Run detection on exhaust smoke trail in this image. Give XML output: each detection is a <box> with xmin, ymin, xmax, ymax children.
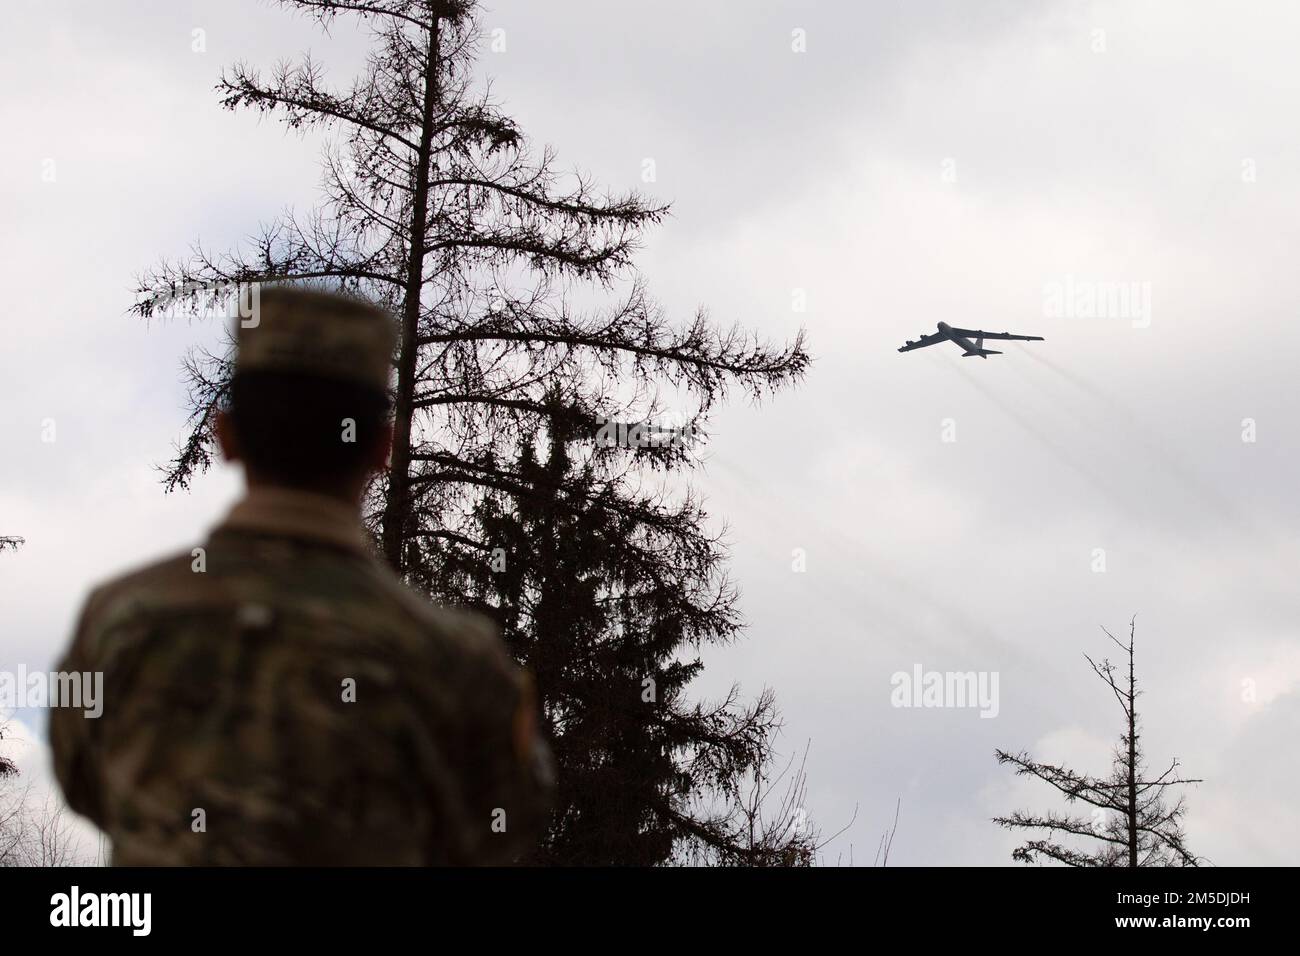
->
<box><xmin>703</xmin><ymin>449</ymin><xmax>1031</xmax><ymax>666</ymax></box>
<box><xmin>1017</xmin><ymin>346</ymin><xmax>1257</xmax><ymax>530</ymax></box>
<box><xmin>942</xmin><ymin>356</ymin><xmax>1141</xmax><ymax>518</ymax></box>
<box><xmin>1013</xmin><ymin>345</ymin><xmax>1300</xmax><ymax>596</ymax></box>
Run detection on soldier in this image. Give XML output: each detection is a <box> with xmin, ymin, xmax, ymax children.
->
<box><xmin>50</xmin><ymin>285</ymin><xmax>553</xmax><ymax>865</ymax></box>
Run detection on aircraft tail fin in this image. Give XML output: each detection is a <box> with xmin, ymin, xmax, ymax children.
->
<box><xmin>963</xmin><ymin>349</ymin><xmax>1002</xmax><ymax>358</ymax></box>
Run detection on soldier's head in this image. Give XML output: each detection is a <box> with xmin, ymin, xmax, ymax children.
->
<box><xmin>215</xmin><ymin>285</ymin><xmax>397</xmax><ymax>502</ymax></box>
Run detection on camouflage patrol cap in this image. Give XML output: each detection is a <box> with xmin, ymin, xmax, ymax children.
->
<box><xmin>235</xmin><ymin>285</ymin><xmax>396</xmax><ymax>394</ymax></box>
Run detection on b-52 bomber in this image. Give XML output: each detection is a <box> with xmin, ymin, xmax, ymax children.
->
<box><xmin>898</xmin><ymin>322</ymin><xmax>1044</xmax><ymax>358</ymax></box>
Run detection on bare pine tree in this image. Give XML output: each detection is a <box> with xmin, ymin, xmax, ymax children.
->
<box><xmin>994</xmin><ymin>620</ymin><xmax>1202</xmax><ymax>866</ymax></box>
<box><xmin>132</xmin><ymin>0</ymin><xmax>811</xmax><ymax>863</ymax></box>
<box><xmin>0</xmin><ymin>722</ymin><xmax>89</xmax><ymax>867</ymax></box>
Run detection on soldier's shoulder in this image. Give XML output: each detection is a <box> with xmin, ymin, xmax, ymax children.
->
<box><xmin>80</xmin><ymin>549</ymin><xmax>203</xmax><ymax>623</ymax></box>
<box><xmin>66</xmin><ymin>549</ymin><xmax>204</xmax><ymax>663</ymax></box>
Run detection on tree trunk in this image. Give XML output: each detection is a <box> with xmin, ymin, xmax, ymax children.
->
<box><xmin>1126</xmin><ymin>637</ymin><xmax>1138</xmax><ymax>867</ymax></box>
<box><xmin>381</xmin><ymin>14</ymin><xmax>441</xmax><ymax>571</ymax></box>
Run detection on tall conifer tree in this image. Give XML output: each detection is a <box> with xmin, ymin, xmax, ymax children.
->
<box><xmin>135</xmin><ymin>0</ymin><xmax>813</xmax><ymax>863</ymax></box>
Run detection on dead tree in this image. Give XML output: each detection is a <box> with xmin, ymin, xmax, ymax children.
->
<box><xmin>994</xmin><ymin>620</ymin><xmax>1202</xmax><ymax>866</ymax></box>
<box><xmin>0</xmin><ymin>722</ymin><xmax>87</xmax><ymax>867</ymax></box>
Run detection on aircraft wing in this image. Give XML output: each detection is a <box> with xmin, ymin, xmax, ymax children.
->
<box><xmin>947</xmin><ymin>328</ymin><xmax>1044</xmax><ymax>342</ymax></box>
<box><xmin>897</xmin><ymin>331</ymin><xmax>948</xmax><ymax>352</ymax></box>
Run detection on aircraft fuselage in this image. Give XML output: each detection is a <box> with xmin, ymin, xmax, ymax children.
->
<box><xmin>937</xmin><ymin>321</ymin><xmax>998</xmax><ymax>358</ymax></box>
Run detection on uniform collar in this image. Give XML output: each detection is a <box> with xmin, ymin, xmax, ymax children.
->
<box><xmin>213</xmin><ymin>486</ymin><xmax>373</xmax><ymax>556</ymax></box>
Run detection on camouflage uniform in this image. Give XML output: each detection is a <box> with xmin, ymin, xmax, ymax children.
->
<box><xmin>51</xmin><ymin>287</ymin><xmax>552</xmax><ymax>865</ymax></box>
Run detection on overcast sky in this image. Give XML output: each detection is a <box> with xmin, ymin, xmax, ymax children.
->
<box><xmin>3</xmin><ymin>0</ymin><xmax>1299</xmax><ymax>865</ymax></box>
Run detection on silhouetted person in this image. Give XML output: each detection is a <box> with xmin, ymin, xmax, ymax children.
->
<box><xmin>51</xmin><ymin>286</ymin><xmax>553</xmax><ymax>864</ymax></box>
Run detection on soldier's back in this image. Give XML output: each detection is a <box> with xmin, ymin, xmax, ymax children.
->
<box><xmin>52</xmin><ymin>492</ymin><xmax>546</xmax><ymax>866</ymax></box>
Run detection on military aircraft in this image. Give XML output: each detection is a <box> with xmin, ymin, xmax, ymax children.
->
<box><xmin>898</xmin><ymin>322</ymin><xmax>1044</xmax><ymax>358</ymax></box>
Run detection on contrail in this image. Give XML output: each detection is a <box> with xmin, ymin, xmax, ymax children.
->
<box><xmin>1014</xmin><ymin>345</ymin><xmax>1300</xmax><ymax>595</ymax></box>
<box><xmin>702</xmin><ymin>449</ymin><xmax>1032</xmax><ymax>667</ymax></box>
<box><xmin>942</xmin><ymin>355</ymin><xmax>1141</xmax><ymax>517</ymax></box>
<box><xmin>1016</xmin><ymin>346</ymin><xmax>1257</xmax><ymax>528</ymax></box>
<box><xmin>1018</xmin><ymin>348</ymin><xmax>1121</xmax><ymax>407</ymax></box>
